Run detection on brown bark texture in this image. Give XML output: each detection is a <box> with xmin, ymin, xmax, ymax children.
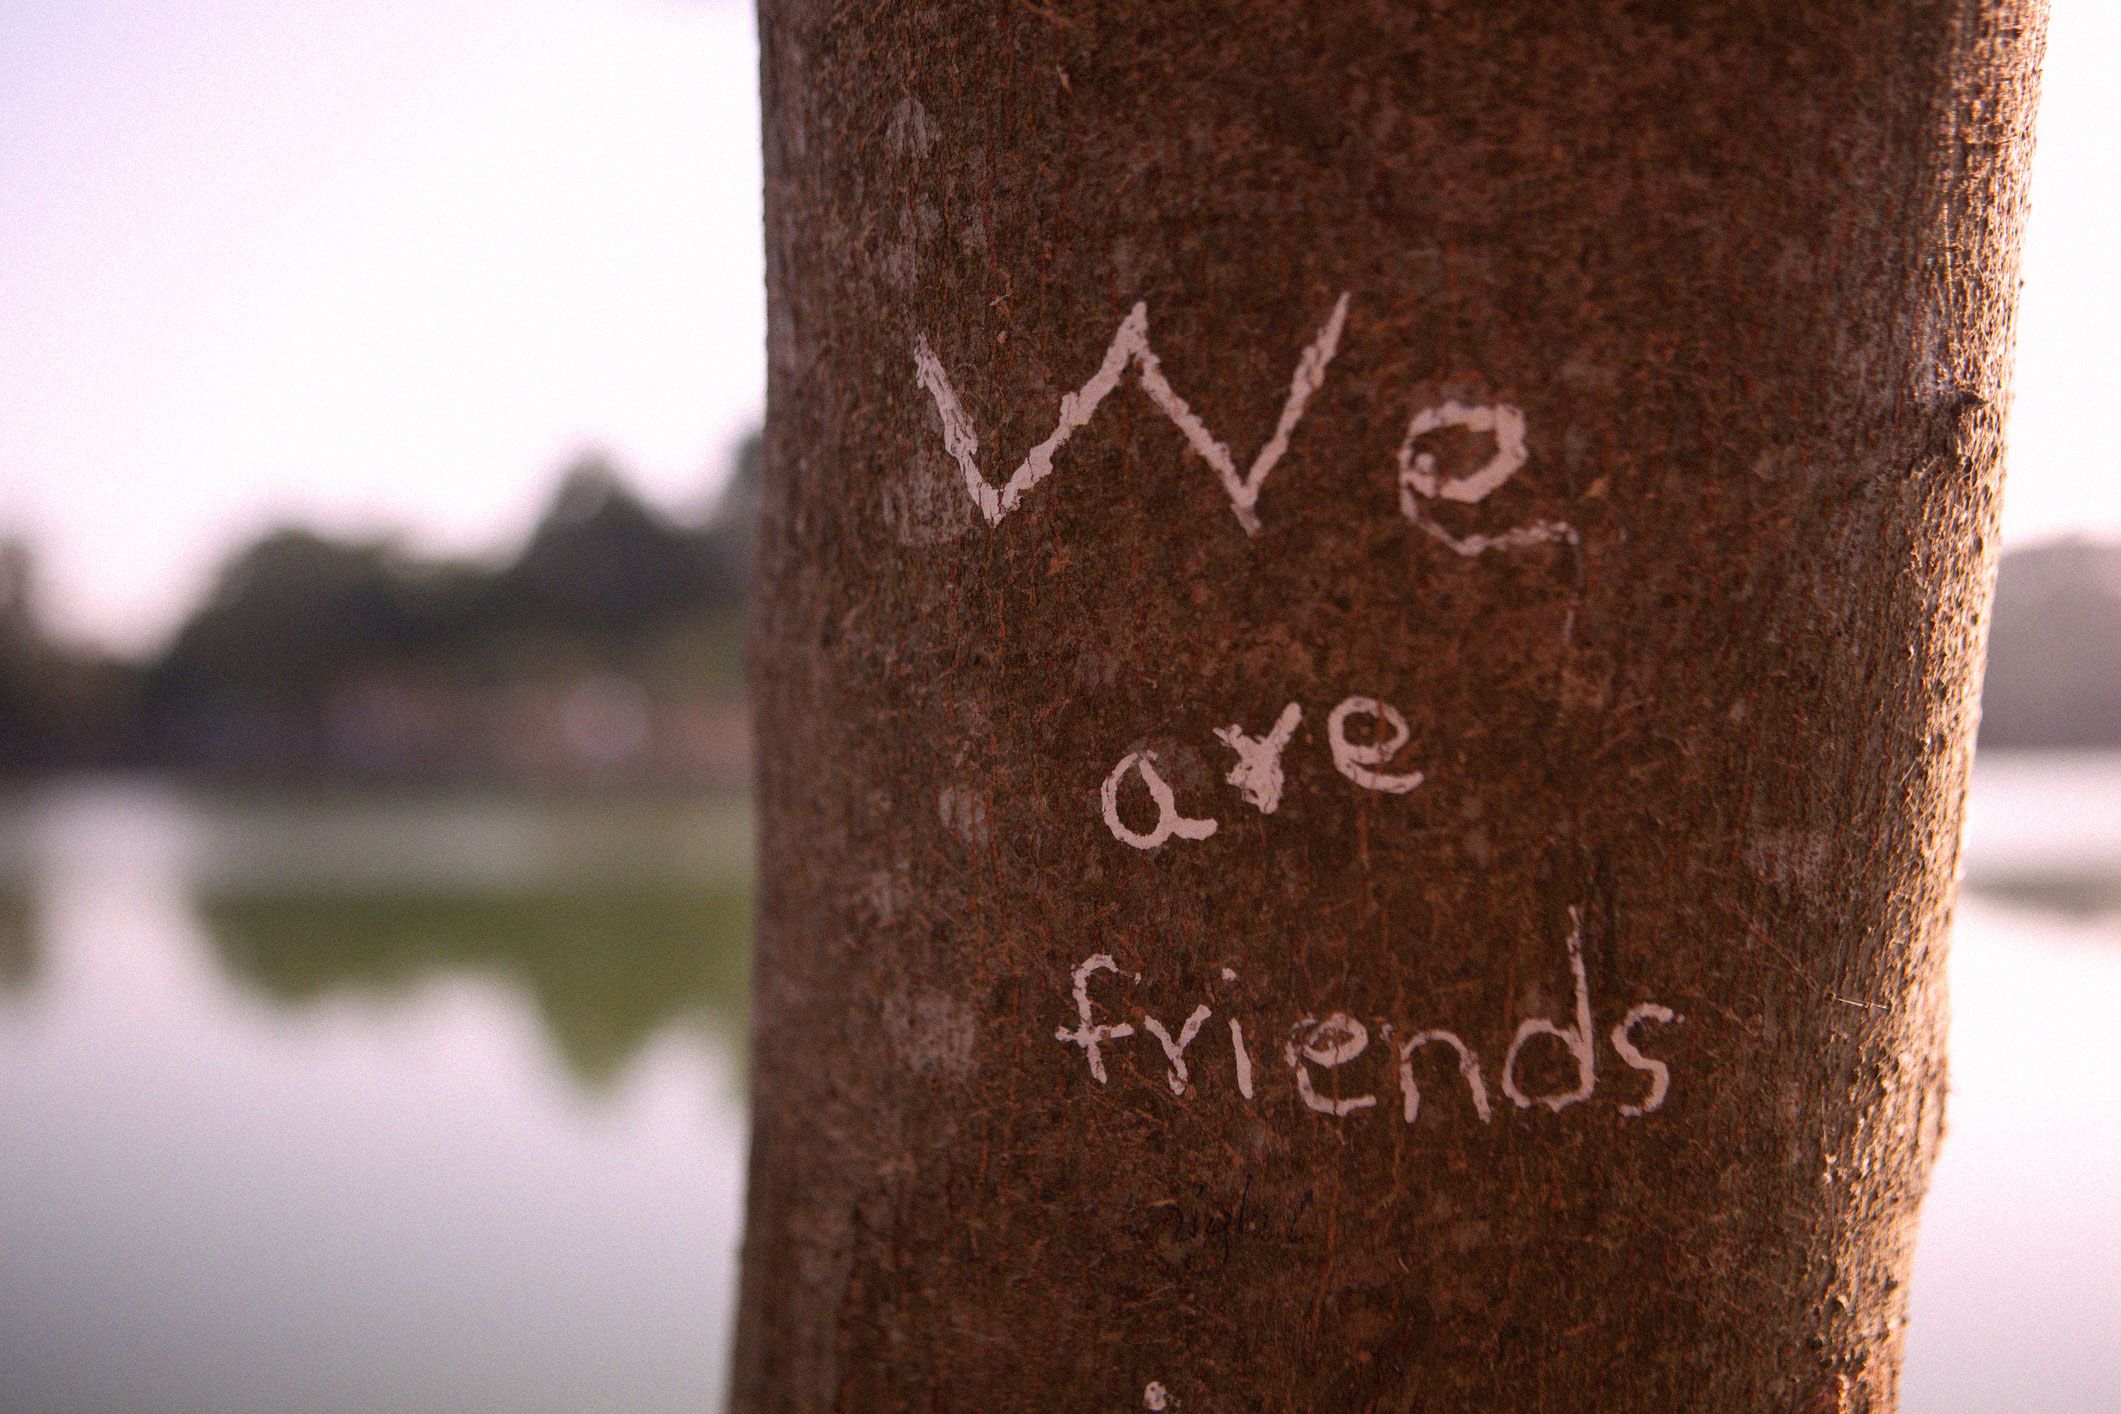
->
<box><xmin>734</xmin><ymin>2</ymin><xmax>2047</xmax><ymax>1409</ymax></box>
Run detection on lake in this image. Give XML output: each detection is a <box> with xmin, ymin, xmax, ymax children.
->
<box><xmin>0</xmin><ymin>759</ymin><xmax>2115</xmax><ymax>1411</ymax></box>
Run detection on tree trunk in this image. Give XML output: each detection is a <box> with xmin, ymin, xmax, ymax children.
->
<box><xmin>734</xmin><ymin>2</ymin><xmax>2046</xmax><ymax>1408</ymax></box>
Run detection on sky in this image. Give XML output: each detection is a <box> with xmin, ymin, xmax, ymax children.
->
<box><xmin>0</xmin><ymin>0</ymin><xmax>763</xmax><ymax>653</ymax></box>
<box><xmin>1</xmin><ymin>0</ymin><xmax>2117</xmax><ymax>654</ymax></box>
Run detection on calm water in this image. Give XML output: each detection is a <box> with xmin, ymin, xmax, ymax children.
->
<box><xmin>0</xmin><ymin>784</ymin><xmax>752</xmax><ymax>1413</ymax></box>
<box><xmin>0</xmin><ymin>761</ymin><xmax>2116</xmax><ymax>1411</ymax></box>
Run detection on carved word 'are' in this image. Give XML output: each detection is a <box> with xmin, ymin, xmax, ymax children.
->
<box><xmin>1100</xmin><ymin>695</ymin><xmax>1423</xmax><ymax>851</ymax></box>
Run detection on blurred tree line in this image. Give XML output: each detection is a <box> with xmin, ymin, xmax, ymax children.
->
<box><xmin>6</xmin><ymin>442</ymin><xmax>2121</xmax><ymax>781</ymax></box>
<box><xmin>0</xmin><ymin>540</ymin><xmax>137</xmax><ymax>773</ymax></box>
<box><xmin>0</xmin><ymin>436</ymin><xmax>758</xmax><ymax>785</ymax></box>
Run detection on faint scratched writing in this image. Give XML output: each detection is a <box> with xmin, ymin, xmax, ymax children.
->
<box><xmin>1121</xmin><ymin>1176</ymin><xmax>1319</xmax><ymax>1274</ymax></box>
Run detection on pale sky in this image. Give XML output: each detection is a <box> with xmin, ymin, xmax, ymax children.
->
<box><xmin>0</xmin><ymin>0</ymin><xmax>764</xmax><ymax>653</ymax></box>
<box><xmin>1</xmin><ymin>0</ymin><xmax>2116</xmax><ymax>653</ymax></box>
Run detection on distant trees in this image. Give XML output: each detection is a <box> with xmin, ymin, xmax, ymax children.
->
<box><xmin>0</xmin><ymin>539</ymin><xmax>135</xmax><ymax>775</ymax></box>
<box><xmin>496</xmin><ymin>456</ymin><xmax>737</xmax><ymax>642</ymax></box>
<box><xmin>7</xmin><ymin>435</ymin><xmax>2117</xmax><ymax>782</ymax></box>
<box><xmin>130</xmin><ymin>437</ymin><xmax>760</xmax><ymax>783</ymax></box>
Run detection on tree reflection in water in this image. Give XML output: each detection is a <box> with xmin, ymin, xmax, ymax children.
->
<box><xmin>0</xmin><ymin>886</ymin><xmax>32</xmax><ymax>992</ymax></box>
<box><xmin>196</xmin><ymin>881</ymin><xmax>750</xmax><ymax>1087</ymax></box>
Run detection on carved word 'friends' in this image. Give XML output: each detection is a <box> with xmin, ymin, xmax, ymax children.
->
<box><xmin>1055</xmin><ymin>911</ymin><xmax>1683</xmax><ymax>1123</ymax></box>
<box><xmin>1101</xmin><ymin>695</ymin><xmax>1423</xmax><ymax>850</ymax></box>
<box><xmin>913</xmin><ymin>293</ymin><xmax>1574</xmax><ymax>553</ymax></box>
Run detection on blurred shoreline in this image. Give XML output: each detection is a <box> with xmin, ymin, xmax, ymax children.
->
<box><xmin>10</xmin><ymin>478</ymin><xmax>2121</xmax><ymax>792</ymax></box>
<box><xmin>1</xmin><ymin>439</ymin><xmax>758</xmax><ymax>791</ymax></box>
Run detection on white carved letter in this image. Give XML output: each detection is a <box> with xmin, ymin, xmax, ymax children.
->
<box><xmin>1397</xmin><ymin>399</ymin><xmax>1529</xmax><ymax>505</ymax></box>
<box><xmin>1395</xmin><ymin>398</ymin><xmax>1577</xmax><ymax>557</ymax></box>
<box><xmin>1326</xmin><ymin>696</ymin><xmax>1425</xmax><ymax>795</ymax></box>
<box><xmin>1141</xmin><ymin>1005</ymin><xmax>1213</xmax><ymax>1096</ymax></box>
<box><xmin>914</xmin><ymin>292</ymin><xmax>1350</xmax><ymax>533</ymax></box>
<box><xmin>1213</xmin><ymin>702</ymin><xmax>1303</xmax><ymax>813</ymax></box>
<box><xmin>1054</xmin><ymin>954</ymin><xmax>1137</xmax><ymax>1085</ymax></box>
<box><xmin>1391</xmin><ymin>1026</ymin><xmax>1494</xmax><ymax>1125</ymax></box>
<box><xmin>1100</xmin><ymin>751</ymin><xmax>1219</xmax><ymax>850</ymax></box>
<box><xmin>1611</xmin><ymin>1002</ymin><xmax>1681</xmax><ymax>1116</ymax></box>
<box><xmin>1229</xmin><ymin>1017</ymin><xmax>1255</xmax><ymax>1100</ymax></box>
<box><xmin>1502</xmin><ymin>908</ymin><xmax>1598</xmax><ymax>1112</ymax></box>
<box><xmin>1284</xmin><ymin>1013</ymin><xmax>1378</xmax><ymax>1117</ymax></box>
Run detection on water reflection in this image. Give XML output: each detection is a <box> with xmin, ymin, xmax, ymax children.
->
<box><xmin>0</xmin><ymin>886</ymin><xmax>32</xmax><ymax>991</ymax></box>
<box><xmin>198</xmin><ymin>882</ymin><xmax>750</xmax><ymax>1088</ymax></box>
<box><xmin>1</xmin><ymin>766</ymin><xmax>2117</xmax><ymax>1411</ymax></box>
<box><xmin>0</xmin><ymin>782</ymin><xmax>748</xmax><ymax>1414</ymax></box>
<box><xmin>1962</xmin><ymin>869</ymin><xmax>2121</xmax><ymax>919</ymax></box>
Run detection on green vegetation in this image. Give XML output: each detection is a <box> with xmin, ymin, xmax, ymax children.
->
<box><xmin>199</xmin><ymin>880</ymin><xmax>752</xmax><ymax>1086</ymax></box>
<box><xmin>0</xmin><ymin>436</ymin><xmax>760</xmax><ymax>784</ymax></box>
<box><xmin>0</xmin><ymin>541</ymin><xmax>136</xmax><ymax>774</ymax></box>
<box><xmin>2</xmin><ymin>434</ymin><xmax>2113</xmax><ymax>775</ymax></box>
<box><xmin>0</xmin><ymin>886</ymin><xmax>32</xmax><ymax>993</ymax></box>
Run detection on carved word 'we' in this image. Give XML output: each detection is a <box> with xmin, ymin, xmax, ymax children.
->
<box><xmin>912</xmin><ymin>294</ymin><xmax>1577</xmax><ymax>554</ymax></box>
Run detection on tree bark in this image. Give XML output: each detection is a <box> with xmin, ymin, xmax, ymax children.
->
<box><xmin>734</xmin><ymin>3</ymin><xmax>2047</xmax><ymax>1409</ymax></box>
